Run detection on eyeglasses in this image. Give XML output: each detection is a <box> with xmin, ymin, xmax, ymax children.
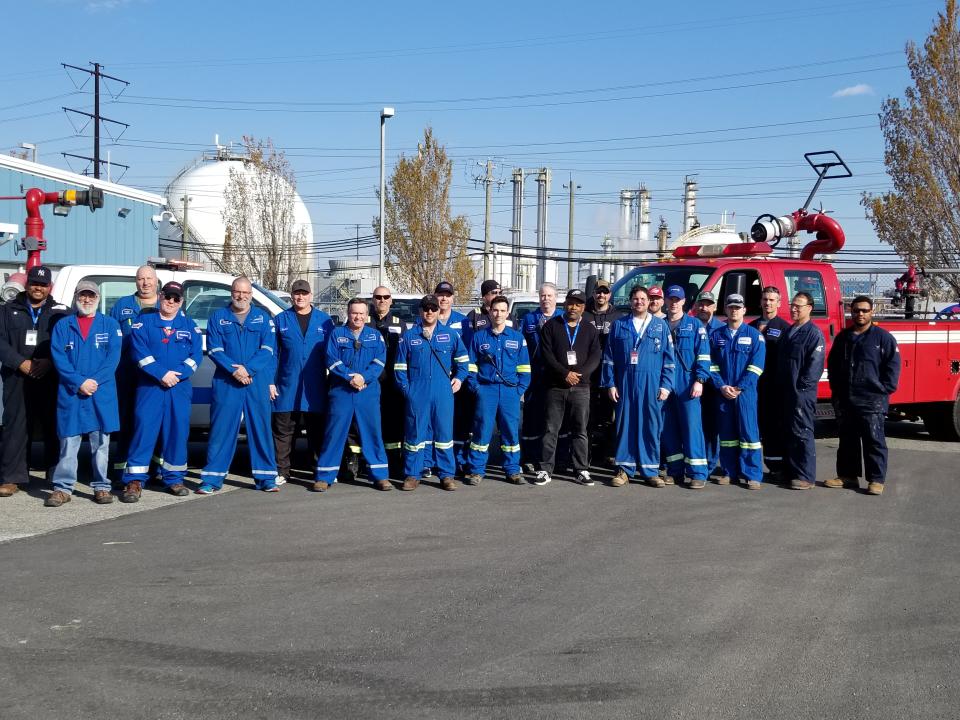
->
<box><xmin>851</xmin><ymin>307</ymin><xmax>871</xmax><ymax>314</ymax></box>
<box><xmin>163</xmin><ymin>294</ymin><xmax>182</xmax><ymax>303</ymax></box>
<box><xmin>789</xmin><ymin>303</ymin><xmax>810</xmax><ymax>309</ymax></box>
<box><xmin>373</xmin><ymin>294</ymin><xmax>391</xmax><ymax>300</ymax></box>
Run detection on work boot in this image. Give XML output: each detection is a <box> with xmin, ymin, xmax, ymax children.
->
<box><xmin>825</xmin><ymin>476</ymin><xmax>856</xmax><ymax>489</ymax></box>
<box><xmin>714</xmin><ymin>475</ymin><xmax>731</xmax><ymax>486</ymax></box>
<box><xmin>688</xmin><ymin>478</ymin><xmax>707</xmax><ymax>490</ymax></box>
<box><xmin>44</xmin><ymin>490</ymin><xmax>71</xmax><ymax>507</ymax></box>
<box><xmin>610</xmin><ymin>470</ymin><xmax>629</xmax><ymax>487</ymax></box>
<box><xmin>120</xmin><ymin>481</ymin><xmax>142</xmax><ymax>504</ymax></box>
<box><xmin>507</xmin><ymin>473</ymin><xmax>524</xmax><ymax>485</ymax></box>
<box><xmin>867</xmin><ymin>482</ymin><xmax>884</xmax><ymax>496</ymax></box>
<box><xmin>463</xmin><ymin>474</ymin><xmax>483</xmax><ymax>486</ymax></box>
<box><xmin>94</xmin><ymin>490</ymin><xmax>115</xmax><ymax>504</ymax></box>
<box><xmin>662</xmin><ymin>474</ymin><xmax>675</xmax><ymax>485</ymax></box>
<box><xmin>401</xmin><ymin>476</ymin><xmax>419</xmax><ymax>491</ymax></box>
<box><xmin>167</xmin><ymin>484</ymin><xmax>190</xmax><ymax>497</ymax></box>
<box><xmin>746</xmin><ymin>480</ymin><xmax>762</xmax><ymax>490</ymax></box>
<box><xmin>375</xmin><ymin>479</ymin><xmax>393</xmax><ymax>491</ymax></box>
<box><xmin>791</xmin><ymin>479</ymin><xmax>814</xmax><ymax>490</ymax></box>
<box><xmin>311</xmin><ymin>481</ymin><xmax>329</xmax><ymax>492</ymax></box>
<box><xmin>0</xmin><ymin>482</ymin><xmax>20</xmax><ymax>497</ymax></box>
<box><xmin>441</xmin><ymin>477</ymin><xmax>457</xmax><ymax>491</ymax></box>
<box><xmin>646</xmin><ymin>476</ymin><xmax>665</xmax><ymax>488</ymax></box>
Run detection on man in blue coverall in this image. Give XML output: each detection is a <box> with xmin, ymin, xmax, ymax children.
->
<box><xmin>826</xmin><ymin>296</ymin><xmax>901</xmax><ymax>496</ymax></box>
<box><xmin>695</xmin><ymin>290</ymin><xmax>726</xmax><ymax>479</ymax></box>
<box><xmin>662</xmin><ymin>285</ymin><xmax>712</xmax><ymax>488</ymax></box>
<box><xmin>197</xmin><ymin>277</ymin><xmax>279</xmax><ymax>494</ymax></box>
<box><xmin>270</xmin><ymin>279</ymin><xmax>334</xmax><ymax>486</ymax></box>
<box><xmin>108</xmin><ymin>264</ymin><xmax>160</xmax><ymax>482</ymax></box>
<box><xmin>46</xmin><ymin>281</ymin><xmax>122</xmax><ymax>507</ymax></box>
<box><xmin>779</xmin><ymin>291</ymin><xmax>826</xmax><ymax>491</ymax></box>
<box><xmin>463</xmin><ymin>295</ymin><xmax>531</xmax><ymax>485</ymax></box>
<box><xmin>120</xmin><ymin>281</ymin><xmax>203</xmax><ymax>502</ymax></box>
<box><xmin>395</xmin><ymin>294</ymin><xmax>470</xmax><ymax>492</ymax></box>
<box><xmin>708</xmin><ymin>293</ymin><xmax>766</xmax><ymax>489</ymax></box>
<box><xmin>314</xmin><ymin>298</ymin><xmax>392</xmax><ymax>492</ymax></box>
<box><xmin>520</xmin><ymin>282</ymin><xmax>564</xmax><ymax>470</ymax></box>
<box><xmin>603</xmin><ymin>285</ymin><xmax>675</xmax><ymax>488</ymax></box>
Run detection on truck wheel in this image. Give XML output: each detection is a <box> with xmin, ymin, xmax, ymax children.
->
<box><xmin>924</xmin><ymin>399</ymin><xmax>960</xmax><ymax>441</ymax></box>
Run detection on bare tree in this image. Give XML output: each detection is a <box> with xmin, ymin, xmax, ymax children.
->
<box><xmin>374</xmin><ymin>127</ymin><xmax>475</xmax><ymax>293</ymax></box>
<box><xmin>863</xmin><ymin>0</ymin><xmax>960</xmax><ymax>296</ymax></box>
<box><xmin>222</xmin><ymin>136</ymin><xmax>307</xmax><ymax>290</ymax></box>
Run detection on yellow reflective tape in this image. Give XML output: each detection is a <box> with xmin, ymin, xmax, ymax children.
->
<box><xmin>348</xmin><ymin>445</ymin><xmax>361</xmax><ymax>453</ymax></box>
<box><xmin>403</xmin><ymin>442</ymin><xmax>425</xmax><ymax>452</ymax></box>
<box><xmin>709</xmin><ymin>364</ymin><xmax>720</xmax><ymax>372</ymax></box>
<box><xmin>747</xmin><ymin>365</ymin><xmax>763</xmax><ymax>376</ymax></box>
<box><xmin>469</xmin><ymin>442</ymin><xmax>489</xmax><ymax>452</ymax></box>
<box><xmin>516</xmin><ymin>364</ymin><xmax>531</xmax><ymax>372</ymax></box>
<box><xmin>468</xmin><ymin>364</ymin><xmax>479</xmax><ymax>372</ymax></box>
<box><xmin>665</xmin><ymin>453</ymin><xmax>684</xmax><ymax>463</ymax></box>
<box><xmin>455</xmin><ymin>355</ymin><xmax>470</xmax><ymax>363</ymax></box>
<box><xmin>500</xmin><ymin>444</ymin><xmax>520</xmax><ymax>452</ymax></box>
<box><xmin>384</xmin><ymin>442</ymin><xmax>402</xmax><ymax>450</ymax></box>
<box><xmin>720</xmin><ymin>440</ymin><xmax>739</xmax><ymax>447</ymax></box>
<box><xmin>696</xmin><ymin>355</ymin><xmax>711</xmax><ymax>361</ymax></box>
<box><xmin>434</xmin><ymin>441</ymin><xmax>455</xmax><ymax>450</ymax></box>
<box><xmin>394</xmin><ymin>363</ymin><xmax>408</xmax><ymax>370</ymax></box>
<box><xmin>740</xmin><ymin>441</ymin><xmax>763</xmax><ymax>450</ymax></box>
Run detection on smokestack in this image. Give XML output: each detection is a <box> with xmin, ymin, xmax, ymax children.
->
<box><xmin>657</xmin><ymin>217</ymin><xmax>671</xmax><ymax>259</ymax></box>
<box><xmin>511</xmin><ymin>168</ymin><xmax>524</xmax><ymax>289</ymax></box>
<box><xmin>638</xmin><ymin>185</ymin><xmax>651</xmax><ymax>251</ymax></box>
<box><xmin>618</xmin><ymin>189</ymin><xmax>635</xmax><ymax>279</ymax></box>
<box><xmin>683</xmin><ymin>176</ymin><xmax>698</xmax><ymax>233</ymax></box>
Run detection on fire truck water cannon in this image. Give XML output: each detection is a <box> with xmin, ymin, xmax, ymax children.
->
<box><xmin>0</xmin><ymin>185</ymin><xmax>105</xmax><ymax>301</ymax></box>
<box><xmin>749</xmin><ymin>151</ymin><xmax>852</xmax><ymax>260</ymax></box>
<box><xmin>892</xmin><ymin>265</ymin><xmax>925</xmax><ymax>308</ymax></box>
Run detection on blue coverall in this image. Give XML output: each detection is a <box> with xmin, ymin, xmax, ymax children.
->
<box><xmin>700</xmin><ymin>316</ymin><xmax>726</xmax><ymax>475</ymax></box>
<box><xmin>520</xmin><ymin>307</ymin><xmax>564</xmax><ymax>464</ymax></box>
<box><xmin>200</xmin><ymin>306</ymin><xmax>278</xmax><ymax>491</ymax></box>
<box><xmin>465</xmin><ymin>326</ymin><xmax>531</xmax><ymax>477</ymax></box>
<box><xmin>272</xmin><ymin>307</ymin><xmax>334</xmax><ymax>414</ymax></box>
<box><xmin>395</xmin><ymin>325</ymin><xmax>469</xmax><ymax>480</ymax></box>
<box><xmin>778</xmin><ymin>321</ymin><xmax>825</xmax><ymax>484</ymax></box>
<box><xmin>708</xmin><ymin>323</ymin><xmax>766</xmax><ymax>482</ymax></box>
<box><xmin>314</xmin><ymin>325</ymin><xmax>390</xmax><ymax>486</ymax></box>
<box><xmin>662</xmin><ymin>315</ymin><xmax>711</xmax><ymax>481</ymax></box>
<box><xmin>601</xmin><ymin>315</ymin><xmax>675</xmax><ymax>478</ymax></box>
<box><xmin>109</xmin><ymin>293</ymin><xmax>160</xmax><ymax>476</ymax></box>
<box><xmin>827</xmin><ymin>324</ymin><xmax>901</xmax><ymax>484</ymax></box>
<box><xmin>418</xmin><ymin>310</ymin><xmax>470</xmax><ymax>468</ymax></box>
<box><xmin>123</xmin><ymin>311</ymin><xmax>203</xmax><ymax>487</ymax></box>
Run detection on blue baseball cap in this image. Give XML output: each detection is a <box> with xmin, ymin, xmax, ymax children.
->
<box><xmin>665</xmin><ymin>285</ymin><xmax>685</xmax><ymax>300</ymax></box>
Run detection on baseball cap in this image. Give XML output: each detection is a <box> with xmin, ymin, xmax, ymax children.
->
<box><xmin>26</xmin><ymin>265</ymin><xmax>52</xmax><ymax>286</ymax></box>
<box><xmin>290</xmin><ymin>279</ymin><xmax>311</xmax><ymax>294</ymax></box>
<box><xmin>420</xmin><ymin>294</ymin><xmax>440</xmax><ymax>310</ymax></box>
<box><xmin>594</xmin><ymin>279</ymin><xmax>611</xmax><ymax>291</ymax></box>
<box><xmin>161</xmin><ymin>281</ymin><xmax>183</xmax><ymax>299</ymax></box>
<box><xmin>647</xmin><ymin>285</ymin><xmax>664</xmax><ymax>298</ymax></box>
<box><xmin>565</xmin><ymin>289</ymin><xmax>587</xmax><ymax>304</ymax></box>
<box><xmin>75</xmin><ymin>280</ymin><xmax>100</xmax><ymax>297</ymax></box>
<box><xmin>434</xmin><ymin>281</ymin><xmax>455</xmax><ymax>295</ymax></box>
<box><xmin>480</xmin><ymin>279</ymin><xmax>501</xmax><ymax>296</ymax></box>
<box><xmin>725</xmin><ymin>293</ymin><xmax>745</xmax><ymax>308</ymax></box>
<box><xmin>665</xmin><ymin>285</ymin><xmax>685</xmax><ymax>300</ymax></box>
<box><xmin>697</xmin><ymin>291</ymin><xmax>716</xmax><ymax>304</ymax></box>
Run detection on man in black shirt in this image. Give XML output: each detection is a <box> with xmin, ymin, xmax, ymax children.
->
<box><xmin>365</xmin><ymin>285</ymin><xmax>405</xmax><ymax>477</ymax></box>
<box><xmin>535</xmin><ymin>289</ymin><xmax>601</xmax><ymax>487</ymax></box>
<box><xmin>0</xmin><ymin>265</ymin><xmax>69</xmax><ymax>496</ymax></box>
<box><xmin>584</xmin><ymin>279</ymin><xmax>623</xmax><ymax>465</ymax></box>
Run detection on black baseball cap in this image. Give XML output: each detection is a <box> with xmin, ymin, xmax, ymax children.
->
<box><xmin>26</xmin><ymin>265</ymin><xmax>52</xmax><ymax>286</ymax></box>
<box><xmin>480</xmin><ymin>279</ymin><xmax>501</xmax><ymax>296</ymax></box>
<box><xmin>420</xmin><ymin>294</ymin><xmax>440</xmax><ymax>310</ymax></box>
<box><xmin>565</xmin><ymin>289</ymin><xmax>587</xmax><ymax>304</ymax></box>
<box><xmin>434</xmin><ymin>281</ymin><xmax>454</xmax><ymax>295</ymax></box>
<box><xmin>161</xmin><ymin>281</ymin><xmax>184</xmax><ymax>299</ymax></box>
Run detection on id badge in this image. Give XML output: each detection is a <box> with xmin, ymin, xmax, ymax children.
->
<box><xmin>630</xmin><ymin>350</ymin><xmax>638</xmax><ymax>365</ymax></box>
<box><xmin>25</xmin><ymin>330</ymin><xmax>38</xmax><ymax>347</ymax></box>
<box><xmin>566</xmin><ymin>350</ymin><xmax>578</xmax><ymax>365</ymax></box>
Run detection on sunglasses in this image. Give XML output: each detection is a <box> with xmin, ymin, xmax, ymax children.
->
<box><xmin>595</xmin><ymin>288</ymin><xmax>611</xmax><ymax>294</ymax></box>
<box><xmin>422</xmin><ymin>306</ymin><xmax>439</xmax><ymax>313</ymax></box>
<box><xmin>851</xmin><ymin>307</ymin><xmax>871</xmax><ymax>314</ymax></box>
<box><xmin>163</xmin><ymin>294</ymin><xmax>183</xmax><ymax>303</ymax></box>
<box><xmin>373</xmin><ymin>294</ymin><xmax>391</xmax><ymax>300</ymax></box>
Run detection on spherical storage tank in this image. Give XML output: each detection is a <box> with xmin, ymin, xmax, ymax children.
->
<box><xmin>164</xmin><ymin>145</ymin><xmax>314</xmax><ymax>279</ymax></box>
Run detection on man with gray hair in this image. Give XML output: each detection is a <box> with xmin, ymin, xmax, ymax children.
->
<box><xmin>520</xmin><ymin>282</ymin><xmax>563</xmax><ymax>470</ymax></box>
<box><xmin>46</xmin><ymin>281</ymin><xmax>123</xmax><ymax>506</ymax></box>
<box><xmin>109</xmin><ymin>264</ymin><xmax>160</xmax><ymax>483</ymax></box>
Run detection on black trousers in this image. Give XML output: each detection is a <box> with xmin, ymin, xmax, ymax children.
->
<box><xmin>588</xmin><ymin>383</ymin><xmax>617</xmax><ymax>461</ymax></box>
<box><xmin>756</xmin><ymin>378</ymin><xmax>784</xmax><ymax>474</ymax></box>
<box><xmin>0</xmin><ymin>375</ymin><xmax>59</xmax><ymax>485</ymax></box>
<box><xmin>540</xmin><ymin>385</ymin><xmax>591</xmax><ymax>475</ymax></box>
<box><xmin>520</xmin><ymin>379</ymin><xmax>548</xmax><ymax>465</ymax></box>
<box><xmin>272</xmin><ymin>411</ymin><xmax>324</xmax><ymax>478</ymax></box>
<box><xmin>836</xmin><ymin>405</ymin><xmax>888</xmax><ymax>483</ymax></box>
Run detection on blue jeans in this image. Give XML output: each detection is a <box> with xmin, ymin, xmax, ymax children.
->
<box><xmin>52</xmin><ymin>432</ymin><xmax>111</xmax><ymax>494</ymax></box>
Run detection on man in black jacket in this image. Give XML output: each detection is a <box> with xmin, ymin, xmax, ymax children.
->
<box><xmin>584</xmin><ymin>279</ymin><xmax>623</xmax><ymax>464</ymax></box>
<box><xmin>826</xmin><ymin>296</ymin><xmax>901</xmax><ymax>496</ymax></box>
<box><xmin>750</xmin><ymin>286</ymin><xmax>792</xmax><ymax>481</ymax></box>
<box><xmin>0</xmin><ymin>266</ymin><xmax>69</xmax><ymax>496</ymax></box>
<box><xmin>535</xmin><ymin>289</ymin><xmax>601</xmax><ymax>486</ymax></box>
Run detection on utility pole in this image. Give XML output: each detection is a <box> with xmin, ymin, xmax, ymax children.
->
<box><xmin>181</xmin><ymin>196</ymin><xmax>192</xmax><ymax>259</ymax></box>
<box><xmin>563</xmin><ymin>175</ymin><xmax>580</xmax><ymax>288</ymax></box>
<box><xmin>484</xmin><ymin>160</ymin><xmax>493</xmax><ymax>279</ymax></box>
<box><xmin>61</xmin><ymin>62</ymin><xmax>129</xmax><ymax>179</ymax></box>
<box><xmin>349</xmin><ymin>224</ymin><xmax>361</xmax><ymax>260</ymax></box>
<box><xmin>535</xmin><ymin>168</ymin><xmax>551</xmax><ymax>289</ymax></box>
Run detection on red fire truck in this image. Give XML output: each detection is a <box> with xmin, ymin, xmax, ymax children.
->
<box><xmin>609</xmin><ymin>153</ymin><xmax>960</xmax><ymax>440</ymax></box>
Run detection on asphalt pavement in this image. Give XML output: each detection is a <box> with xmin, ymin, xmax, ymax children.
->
<box><xmin>1</xmin><ymin>426</ymin><xmax>959</xmax><ymax>719</ymax></box>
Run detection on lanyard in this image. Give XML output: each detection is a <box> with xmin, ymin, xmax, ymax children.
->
<box><xmin>565</xmin><ymin>319</ymin><xmax>581</xmax><ymax>349</ymax></box>
<box><xmin>28</xmin><ymin>304</ymin><xmax>42</xmax><ymax>328</ymax></box>
<box><xmin>632</xmin><ymin>315</ymin><xmax>650</xmax><ymax>350</ymax></box>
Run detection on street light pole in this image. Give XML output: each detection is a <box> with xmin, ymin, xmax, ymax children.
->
<box><xmin>379</xmin><ymin>107</ymin><xmax>395</xmax><ymax>286</ymax></box>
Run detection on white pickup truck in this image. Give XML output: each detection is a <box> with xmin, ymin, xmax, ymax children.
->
<box><xmin>44</xmin><ymin>261</ymin><xmax>287</xmax><ymax>429</ymax></box>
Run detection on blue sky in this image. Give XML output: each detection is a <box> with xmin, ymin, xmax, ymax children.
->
<box><xmin>0</xmin><ymin>0</ymin><xmax>947</xmax><ymax>274</ymax></box>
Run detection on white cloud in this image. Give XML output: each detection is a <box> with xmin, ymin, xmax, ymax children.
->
<box><xmin>832</xmin><ymin>84</ymin><xmax>874</xmax><ymax>98</ymax></box>
<box><xmin>86</xmin><ymin>0</ymin><xmax>144</xmax><ymax>11</ymax></box>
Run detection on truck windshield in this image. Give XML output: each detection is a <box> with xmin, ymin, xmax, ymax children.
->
<box><xmin>252</xmin><ymin>283</ymin><xmax>287</xmax><ymax>309</ymax></box>
<box><xmin>611</xmin><ymin>266</ymin><xmax>714</xmax><ymax>311</ymax></box>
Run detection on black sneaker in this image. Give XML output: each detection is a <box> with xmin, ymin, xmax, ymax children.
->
<box><xmin>576</xmin><ymin>471</ymin><xmax>595</xmax><ymax>487</ymax></box>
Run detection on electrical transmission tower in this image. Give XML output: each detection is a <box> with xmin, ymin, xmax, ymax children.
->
<box><xmin>61</xmin><ymin>62</ymin><xmax>130</xmax><ymax>180</ymax></box>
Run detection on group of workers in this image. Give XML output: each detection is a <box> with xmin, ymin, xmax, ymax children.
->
<box><xmin>0</xmin><ymin>266</ymin><xmax>901</xmax><ymax>506</ymax></box>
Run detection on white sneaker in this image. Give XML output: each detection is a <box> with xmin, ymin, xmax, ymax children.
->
<box><xmin>275</xmin><ymin>475</ymin><xmax>287</xmax><ymax>486</ymax></box>
<box><xmin>533</xmin><ymin>471</ymin><xmax>552</xmax><ymax>486</ymax></box>
<box><xmin>576</xmin><ymin>471</ymin><xmax>595</xmax><ymax>487</ymax></box>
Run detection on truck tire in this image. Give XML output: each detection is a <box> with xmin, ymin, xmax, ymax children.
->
<box><xmin>923</xmin><ymin>398</ymin><xmax>960</xmax><ymax>441</ymax></box>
